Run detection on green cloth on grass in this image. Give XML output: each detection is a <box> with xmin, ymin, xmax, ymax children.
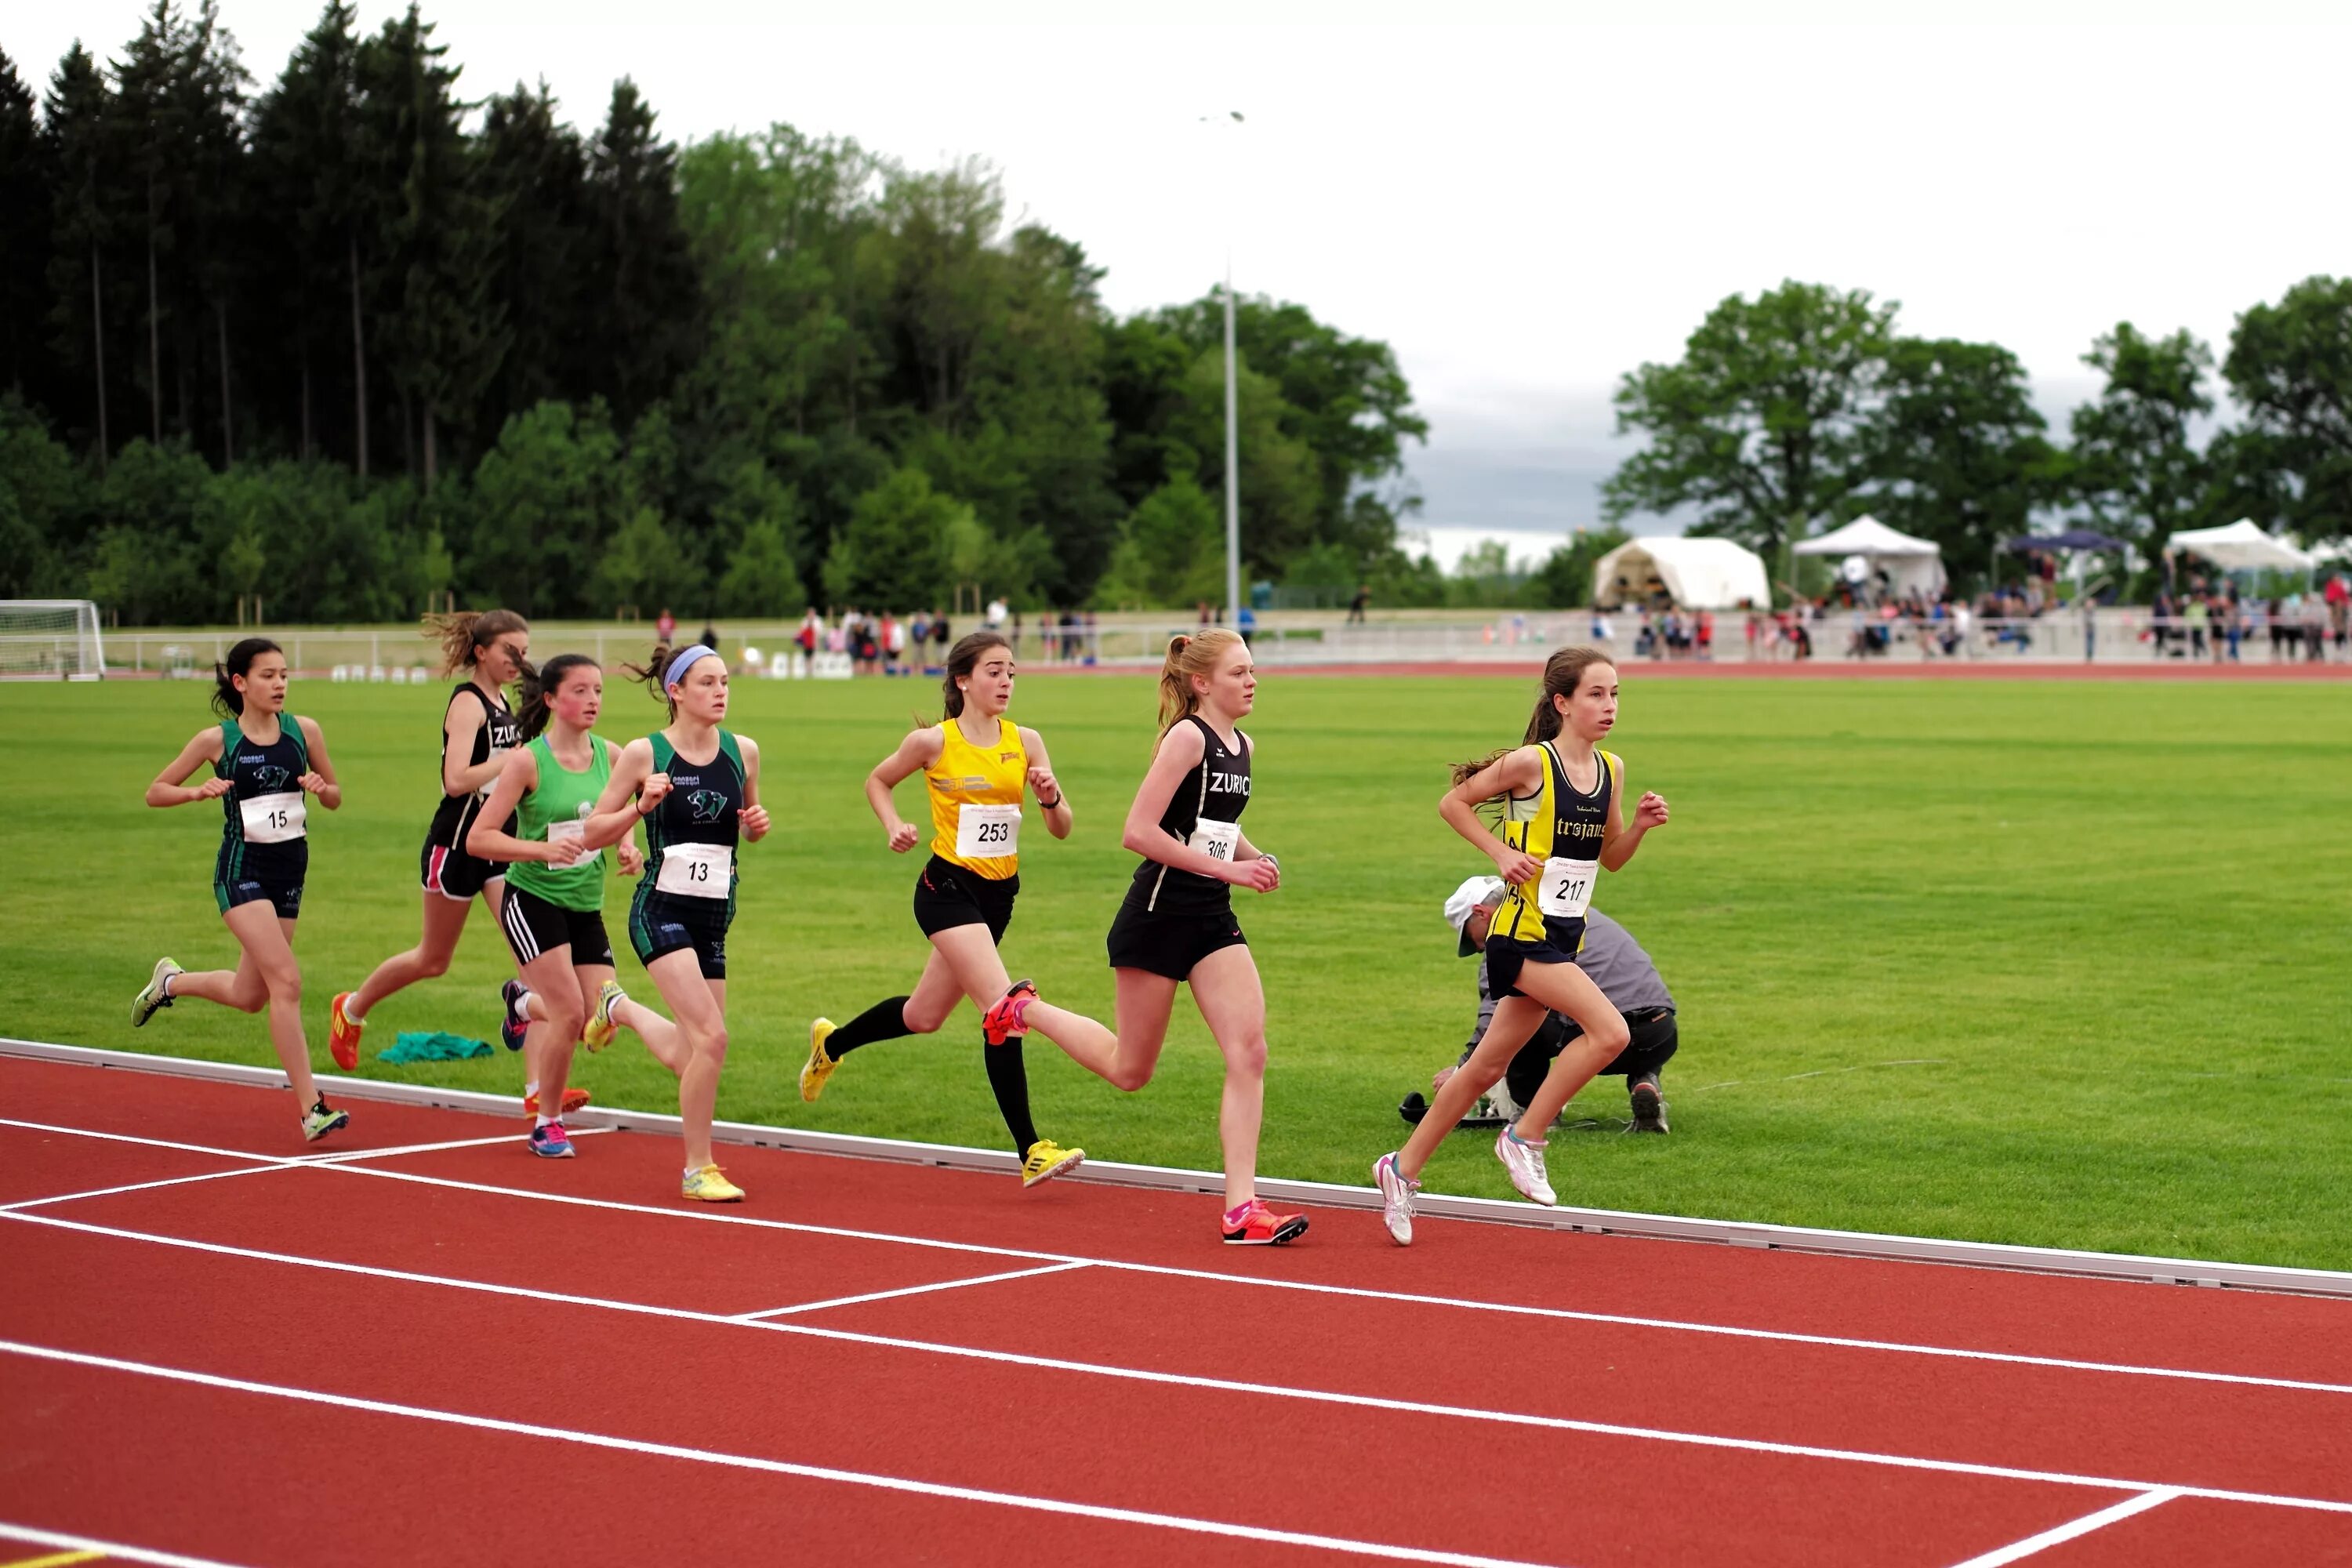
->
<box><xmin>382</xmin><ymin>1029</ymin><xmax>492</xmax><ymax>1062</ymax></box>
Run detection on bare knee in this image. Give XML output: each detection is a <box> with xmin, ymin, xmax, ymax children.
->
<box><xmin>415</xmin><ymin>953</ymin><xmax>452</xmax><ymax>980</ymax></box>
<box><xmin>902</xmin><ymin>1000</ymin><xmax>949</xmax><ymax>1033</ymax></box>
<box><xmin>692</xmin><ymin>1022</ymin><xmax>730</xmax><ymax>1062</ymax></box>
<box><xmin>1590</xmin><ymin>1017</ymin><xmax>1631</xmax><ymax>1057</ymax></box>
<box><xmin>263</xmin><ymin>966</ymin><xmax>302</xmax><ymax>1011</ymax></box>
<box><xmin>228</xmin><ymin>978</ymin><xmax>270</xmax><ymax>1014</ymax></box>
<box><xmin>1108</xmin><ymin>1058</ymin><xmax>1154</xmax><ymax>1093</ymax></box>
<box><xmin>543</xmin><ymin>1001</ymin><xmax>586</xmax><ymax>1042</ymax></box>
<box><xmin>1224</xmin><ymin>1035</ymin><xmax>1268</xmax><ymax>1080</ymax></box>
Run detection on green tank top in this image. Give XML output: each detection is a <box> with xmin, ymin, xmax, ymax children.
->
<box><xmin>504</xmin><ymin>732</ymin><xmax>613</xmax><ymax>912</ymax></box>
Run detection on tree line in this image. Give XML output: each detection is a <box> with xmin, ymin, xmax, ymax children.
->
<box><xmin>1604</xmin><ymin>278</ymin><xmax>2352</xmax><ymax>594</ymax></box>
<box><xmin>0</xmin><ymin>2</ymin><xmax>1428</xmax><ymax>624</ymax></box>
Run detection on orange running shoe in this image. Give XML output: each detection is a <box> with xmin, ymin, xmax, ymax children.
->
<box><xmin>522</xmin><ymin>1087</ymin><xmax>592</xmax><ymax>1116</ymax></box>
<box><xmin>328</xmin><ymin>992</ymin><xmax>364</xmax><ymax>1070</ymax></box>
<box><xmin>981</xmin><ymin>979</ymin><xmax>1037</xmax><ymax>1047</ymax></box>
<box><xmin>1220</xmin><ymin>1197</ymin><xmax>1308</xmax><ymax>1246</ymax></box>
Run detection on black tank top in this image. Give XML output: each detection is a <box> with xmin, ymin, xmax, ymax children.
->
<box><xmin>637</xmin><ymin>729</ymin><xmax>745</xmax><ymax>914</ymax></box>
<box><xmin>428</xmin><ymin>683</ymin><xmax>520</xmax><ymax>851</ymax></box>
<box><xmin>214</xmin><ymin>716</ymin><xmax>310</xmax><ymax>888</ymax></box>
<box><xmin>1127</xmin><ymin>714</ymin><xmax>1250</xmax><ymax>916</ymax></box>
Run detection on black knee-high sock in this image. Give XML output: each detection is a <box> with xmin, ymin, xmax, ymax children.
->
<box><xmin>826</xmin><ymin>996</ymin><xmax>913</xmax><ymax>1058</ymax></box>
<box><xmin>984</xmin><ymin>1036</ymin><xmax>1040</xmax><ymax>1155</ymax></box>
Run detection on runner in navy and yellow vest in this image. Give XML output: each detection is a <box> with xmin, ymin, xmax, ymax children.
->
<box><xmin>1371</xmin><ymin>645</ymin><xmax>1672</xmax><ymax>1245</ymax></box>
<box><xmin>975</xmin><ymin>629</ymin><xmax>1308</xmax><ymax>1245</ymax></box>
<box><xmin>572</xmin><ymin>642</ymin><xmax>767</xmax><ymax>1203</ymax></box>
<box><xmin>132</xmin><ymin>637</ymin><xmax>351</xmax><ymax>1145</ymax></box>
<box><xmin>329</xmin><ymin>612</ymin><xmax>574</xmax><ymax>1116</ymax></box>
<box><xmin>800</xmin><ymin>630</ymin><xmax>1087</xmax><ymax>1191</ymax></box>
<box><xmin>466</xmin><ymin>653</ymin><xmax>641</xmax><ymax>1164</ymax></box>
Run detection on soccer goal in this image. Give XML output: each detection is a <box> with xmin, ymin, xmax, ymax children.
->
<box><xmin>0</xmin><ymin>600</ymin><xmax>108</xmax><ymax>681</ymax></box>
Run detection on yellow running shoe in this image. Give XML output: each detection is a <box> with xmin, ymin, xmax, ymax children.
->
<box><xmin>1020</xmin><ymin>1138</ymin><xmax>1084</xmax><ymax>1189</ymax></box>
<box><xmin>681</xmin><ymin>1163</ymin><xmax>745</xmax><ymax>1203</ymax></box>
<box><xmin>583</xmin><ymin>980</ymin><xmax>626</xmax><ymax>1053</ymax></box>
<box><xmin>799</xmin><ymin>1018</ymin><xmax>839</xmax><ymax>1102</ymax></box>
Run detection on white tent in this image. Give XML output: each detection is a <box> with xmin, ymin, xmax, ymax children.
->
<box><xmin>1592</xmin><ymin>536</ymin><xmax>1771</xmax><ymax>610</ymax></box>
<box><xmin>2165</xmin><ymin>519</ymin><xmax>2314</xmax><ymax>572</ymax></box>
<box><xmin>1792</xmin><ymin>515</ymin><xmax>1945</xmax><ymax>599</ymax></box>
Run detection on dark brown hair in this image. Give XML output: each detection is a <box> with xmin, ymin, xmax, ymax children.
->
<box><xmin>1450</xmin><ymin>645</ymin><xmax>1617</xmax><ymax>786</ymax></box>
<box><xmin>942</xmin><ymin>630</ymin><xmax>1012</xmax><ymax>720</ymax></box>
<box><xmin>620</xmin><ymin>643</ymin><xmax>681</xmax><ymax>720</ymax></box>
<box><xmin>515</xmin><ymin>653</ymin><xmax>600</xmax><ymax>741</ymax></box>
<box><xmin>211</xmin><ymin>637</ymin><xmax>283</xmax><ymax>719</ymax></box>
<box><xmin>423</xmin><ymin>608</ymin><xmax>528</xmax><ymax>675</ymax></box>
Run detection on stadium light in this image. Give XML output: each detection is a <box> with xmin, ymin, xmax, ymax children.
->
<box><xmin>1201</xmin><ymin>111</ymin><xmax>1246</xmax><ymax>627</ymax></box>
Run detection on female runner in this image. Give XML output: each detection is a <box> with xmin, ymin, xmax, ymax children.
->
<box><xmin>328</xmin><ymin>611</ymin><xmax>586</xmax><ymax>1112</ymax></box>
<box><xmin>570</xmin><ymin>643</ymin><xmax>767</xmax><ymax>1203</ymax></box>
<box><xmin>131</xmin><ymin>638</ymin><xmax>350</xmax><ymax>1143</ymax></box>
<box><xmin>976</xmin><ymin>630</ymin><xmax>1306</xmax><ymax>1244</ymax></box>
<box><xmin>1371</xmin><ymin>645</ymin><xmax>1670</xmax><ymax>1244</ymax></box>
<box><xmin>465</xmin><ymin>653</ymin><xmax>635</xmax><ymax>1160</ymax></box>
<box><xmin>799</xmin><ymin>630</ymin><xmax>1085</xmax><ymax>1189</ymax></box>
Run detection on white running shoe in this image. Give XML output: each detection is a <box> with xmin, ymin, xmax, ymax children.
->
<box><xmin>1494</xmin><ymin>1127</ymin><xmax>1556</xmax><ymax>1206</ymax></box>
<box><xmin>1373</xmin><ymin>1152</ymin><xmax>1419</xmax><ymax>1246</ymax></box>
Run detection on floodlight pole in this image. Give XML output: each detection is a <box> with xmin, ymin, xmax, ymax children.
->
<box><xmin>1224</xmin><ymin>256</ymin><xmax>1241</xmax><ymax>627</ymax></box>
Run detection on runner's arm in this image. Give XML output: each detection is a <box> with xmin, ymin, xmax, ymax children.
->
<box><xmin>144</xmin><ymin>726</ymin><xmax>228</xmax><ymax>808</ymax></box>
<box><xmin>295</xmin><ymin>716</ymin><xmax>342</xmax><ymax>810</ymax></box>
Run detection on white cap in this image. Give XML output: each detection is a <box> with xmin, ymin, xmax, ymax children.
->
<box><xmin>1444</xmin><ymin>874</ymin><xmax>1508</xmax><ymax>956</ymax></box>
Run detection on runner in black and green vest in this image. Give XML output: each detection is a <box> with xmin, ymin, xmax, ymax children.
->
<box><xmin>132</xmin><ymin>637</ymin><xmax>351</xmax><ymax>1144</ymax></box>
<box><xmin>575</xmin><ymin>642</ymin><xmax>769</xmax><ymax>1203</ymax></box>
<box><xmin>466</xmin><ymin>653</ymin><xmax>643</xmax><ymax>1160</ymax></box>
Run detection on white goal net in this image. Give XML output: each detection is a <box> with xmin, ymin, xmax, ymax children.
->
<box><xmin>0</xmin><ymin>600</ymin><xmax>107</xmax><ymax>681</ymax></box>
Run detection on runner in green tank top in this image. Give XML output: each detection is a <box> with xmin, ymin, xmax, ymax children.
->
<box><xmin>575</xmin><ymin>641</ymin><xmax>769</xmax><ymax>1203</ymax></box>
<box><xmin>466</xmin><ymin>654</ymin><xmax>644</xmax><ymax>1160</ymax></box>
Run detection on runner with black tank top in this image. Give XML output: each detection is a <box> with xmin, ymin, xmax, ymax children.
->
<box><xmin>573</xmin><ymin>642</ymin><xmax>771</xmax><ymax>1203</ymax></box>
<box><xmin>328</xmin><ymin>613</ymin><xmax>574</xmax><ymax>1111</ymax></box>
<box><xmin>800</xmin><ymin>630</ymin><xmax>1087</xmax><ymax>1191</ymax></box>
<box><xmin>1371</xmin><ymin>645</ymin><xmax>1671</xmax><ymax>1246</ymax></box>
<box><xmin>132</xmin><ymin>637</ymin><xmax>350</xmax><ymax>1144</ymax></box>
<box><xmin>977</xmin><ymin>630</ymin><xmax>1308</xmax><ymax>1246</ymax></box>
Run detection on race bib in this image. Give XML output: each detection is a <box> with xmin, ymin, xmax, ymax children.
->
<box><xmin>655</xmin><ymin>840</ymin><xmax>732</xmax><ymax>898</ymax></box>
<box><xmin>956</xmin><ymin>803</ymin><xmax>1022</xmax><ymax>858</ymax></box>
<box><xmin>546</xmin><ymin>817</ymin><xmax>601</xmax><ymax>869</ymax></box>
<box><xmin>239</xmin><ymin>791</ymin><xmax>307</xmax><ymax>844</ymax></box>
<box><xmin>1188</xmin><ymin>818</ymin><xmax>1241</xmax><ymax>862</ymax></box>
<box><xmin>1537</xmin><ymin>856</ymin><xmax>1599</xmax><ymax>920</ymax></box>
<box><xmin>477</xmin><ymin>746</ymin><xmax>507</xmax><ymax>797</ymax></box>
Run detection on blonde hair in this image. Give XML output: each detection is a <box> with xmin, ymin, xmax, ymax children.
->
<box><xmin>423</xmin><ymin>609</ymin><xmax>528</xmax><ymax>676</ymax></box>
<box><xmin>1156</xmin><ymin>629</ymin><xmax>1245</xmax><ymax>735</ymax></box>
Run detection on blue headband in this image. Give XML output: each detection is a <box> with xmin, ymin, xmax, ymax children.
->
<box><xmin>664</xmin><ymin>644</ymin><xmax>717</xmax><ymax>688</ymax></box>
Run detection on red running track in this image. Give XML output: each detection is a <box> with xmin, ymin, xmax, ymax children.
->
<box><xmin>2</xmin><ymin>1055</ymin><xmax>2348</xmax><ymax>1567</ymax></box>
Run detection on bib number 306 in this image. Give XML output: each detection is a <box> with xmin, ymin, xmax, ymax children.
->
<box><xmin>1537</xmin><ymin>856</ymin><xmax>1599</xmax><ymax>920</ymax></box>
<box><xmin>1188</xmin><ymin>818</ymin><xmax>1241</xmax><ymax>862</ymax></box>
<box><xmin>956</xmin><ymin>804</ymin><xmax>1022</xmax><ymax>859</ymax></box>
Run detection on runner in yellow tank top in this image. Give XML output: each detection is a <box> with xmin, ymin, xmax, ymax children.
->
<box><xmin>799</xmin><ymin>630</ymin><xmax>1088</xmax><ymax>1190</ymax></box>
<box><xmin>1374</xmin><ymin>645</ymin><xmax>1671</xmax><ymax>1245</ymax></box>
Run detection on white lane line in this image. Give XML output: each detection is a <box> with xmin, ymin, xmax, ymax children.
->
<box><xmin>0</xmin><ymin>1163</ymin><xmax>296</xmax><ymax>1214</ymax></box>
<box><xmin>305</xmin><ymin>1130</ymin><xmax>605</xmax><ymax>1163</ymax></box>
<box><xmin>0</xmin><ymin>1338</ymin><xmax>1557</xmax><ymax>1568</ymax></box>
<box><xmin>0</xmin><ymin>1518</ymin><xmax>257</xmax><ymax>1568</ymax></box>
<box><xmin>734</xmin><ymin>1261</ymin><xmax>1093</xmax><ymax>1321</ymax></box>
<box><xmin>1944</xmin><ymin>1487</ymin><xmax>2184</xmax><ymax>1566</ymax></box>
<box><xmin>11</xmin><ymin>1210</ymin><xmax>2352</xmax><ymax>1519</ymax></box>
<box><xmin>0</xmin><ymin>1118</ymin><xmax>294</xmax><ymax>1165</ymax></box>
<box><xmin>14</xmin><ymin>1115</ymin><xmax>2352</xmax><ymax>1401</ymax></box>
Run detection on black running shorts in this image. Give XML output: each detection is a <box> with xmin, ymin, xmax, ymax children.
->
<box><xmin>913</xmin><ymin>855</ymin><xmax>1018</xmax><ymax>943</ymax></box>
<box><xmin>499</xmin><ymin>884</ymin><xmax>612</xmax><ymax>969</ymax></box>
<box><xmin>1105</xmin><ymin>900</ymin><xmax>1247</xmax><ymax>982</ymax></box>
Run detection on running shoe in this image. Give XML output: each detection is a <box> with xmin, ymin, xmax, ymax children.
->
<box><xmin>1494</xmin><ymin>1126</ymin><xmax>1556</xmax><ymax>1206</ymax></box>
<box><xmin>521</xmin><ymin>1087</ymin><xmax>592</xmax><ymax>1116</ymax></box>
<box><xmin>528</xmin><ymin>1120</ymin><xmax>574</xmax><ymax>1159</ymax></box>
<box><xmin>1020</xmin><ymin>1138</ymin><xmax>1085</xmax><ymax>1189</ymax></box>
<box><xmin>980</xmin><ymin>978</ymin><xmax>1037</xmax><ymax>1047</ymax></box>
<box><xmin>1220</xmin><ymin>1197</ymin><xmax>1308</xmax><ymax>1246</ymax></box>
<box><xmin>681</xmin><ymin>1163</ymin><xmax>745</xmax><ymax>1203</ymax></box>
<box><xmin>1373</xmin><ymin>1152</ymin><xmax>1420</xmax><ymax>1247</ymax></box>
<box><xmin>498</xmin><ymin>979</ymin><xmax>531</xmax><ymax>1051</ymax></box>
<box><xmin>1629</xmin><ymin>1080</ymin><xmax>1670</xmax><ymax>1135</ymax></box>
<box><xmin>328</xmin><ymin>991</ymin><xmax>364</xmax><ymax>1069</ymax></box>
<box><xmin>582</xmin><ymin>980</ymin><xmax>626</xmax><ymax>1053</ymax></box>
<box><xmin>301</xmin><ymin>1099</ymin><xmax>350</xmax><ymax>1143</ymax></box>
<box><xmin>800</xmin><ymin>1017</ymin><xmax>839</xmax><ymax>1102</ymax></box>
<box><xmin>131</xmin><ymin>957</ymin><xmax>182</xmax><ymax>1027</ymax></box>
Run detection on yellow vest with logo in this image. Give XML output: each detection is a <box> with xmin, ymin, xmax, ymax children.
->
<box><xmin>927</xmin><ymin>718</ymin><xmax>1027</xmax><ymax>880</ymax></box>
<box><xmin>1491</xmin><ymin>742</ymin><xmax>1621</xmax><ymax>946</ymax></box>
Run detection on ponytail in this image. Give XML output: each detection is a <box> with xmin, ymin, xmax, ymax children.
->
<box><xmin>1156</xmin><ymin>628</ymin><xmax>1241</xmax><ymax>735</ymax></box>
<box><xmin>423</xmin><ymin>608</ymin><xmax>529</xmax><ymax>675</ymax></box>
<box><xmin>515</xmin><ymin>653</ymin><xmax>598</xmax><ymax>740</ymax></box>
<box><xmin>210</xmin><ymin>637</ymin><xmax>281</xmax><ymax>719</ymax></box>
<box><xmin>1450</xmin><ymin>644</ymin><xmax>1616</xmax><ymax>786</ymax></box>
<box><xmin>941</xmin><ymin>631</ymin><xmax>1012</xmax><ymax>719</ymax></box>
<box><xmin>619</xmin><ymin>643</ymin><xmax>679</xmax><ymax>720</ymax></box>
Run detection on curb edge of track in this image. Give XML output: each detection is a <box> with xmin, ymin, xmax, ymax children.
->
<box><xmin>8</xmin><ymin>1035</ymin><xmax>2350</xmax><ymax>1300</ymax></box>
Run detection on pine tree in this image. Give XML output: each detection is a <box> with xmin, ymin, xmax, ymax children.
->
<box><xmin>477</xmin><ymin>81</ymin><xmax>590</xmax><ymax>445</ymax></box>
<box><xmin>0</xmin><ymin>51</ymin><xmax>57</xmax><ymax>403</ymax></box>
<box><xmin>43</xmin><ymin>45</ymin><xmax>121</xmax><ymax>466</ymax></box>
<box><xmin>586</xmin><ymin>80</ymin><xmax>698</xmax><ymax>427</ymax></box>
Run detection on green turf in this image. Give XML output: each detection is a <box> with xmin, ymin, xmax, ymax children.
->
<box><xmin>2</xmin><ymin>670</ymin><xmax>2346</xmax><ymax>1269</ymax></box>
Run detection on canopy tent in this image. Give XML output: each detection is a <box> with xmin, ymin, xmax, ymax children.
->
<box><xmin>2165</xmin><ymin>519</ymin><xmax>2314</xmax><ymax>572</ymax></box>
<box><xmin>1791</xmin><ymin>515</ymin><xmax>1945</xmax><ymax>599</ymax></box>
<box><xmin>1592</xmin><ymin>536</ymin><xmax>1771</xmax><ymax>611</ymax></box>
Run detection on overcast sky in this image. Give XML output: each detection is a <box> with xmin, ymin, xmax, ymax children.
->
<box><xmin>13</xmin><ymin>1</ymin><xmax>2349</xmax><ymax>560</ymax></box>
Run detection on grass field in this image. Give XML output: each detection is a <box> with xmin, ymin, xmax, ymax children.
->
<box><xmin>2</xmin><ymin>668</ymin><xmax>2346</xmax><ymax>1269</ymax></box>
